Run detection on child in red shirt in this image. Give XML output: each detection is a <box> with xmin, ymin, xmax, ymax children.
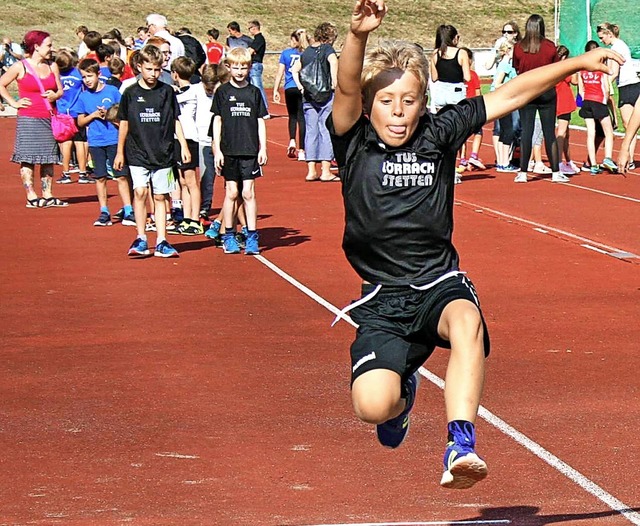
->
<box><xmin>555</xmin><ymin>45</ymin><xmax>579</xmax><ymax>174</ymax></box>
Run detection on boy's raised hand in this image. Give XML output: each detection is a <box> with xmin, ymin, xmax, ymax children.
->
<box><xmin>351</xmin><ymin>0</ymin><xmax>387</xmax><ymax>36</ymax></box>
<box><xmin>581</xmin><ymin>47</ymin><xmax>624</xmax><ymax>75</ymax></box>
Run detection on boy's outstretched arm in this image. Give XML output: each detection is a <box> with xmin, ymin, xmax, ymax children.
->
<box><xmin>483</xmin><ymin>48</ymin><xmax>624</xmax><ymax>123</ymax></box>
<box><xmin>332</xmin><ymin>0</ymin><xmax>387</xmax><ymax>136</ymax></box>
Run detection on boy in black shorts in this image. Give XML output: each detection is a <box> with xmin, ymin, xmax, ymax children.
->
<box><xmin>114</xmin><ymin>45</ymin><xmax>190</xmax><ymax>258</ymax></box>
<box><xmin>330</xmin><ymin>0</ymin><xmax>623</xmax><ymax>490</ymax></box>
<box><xmin>212</xmin><ymin>47</ymin><xmax>268</xmax><ymax>255</ymax></box>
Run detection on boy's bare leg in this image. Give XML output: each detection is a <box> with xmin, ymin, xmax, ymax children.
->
<box><xmin>352</xmin><ymin>369</ymin><xmax>404</xmax><ymax>424</ymax></box>
<box><xmin>116</xmin><ymin>177</ymin><xmax>132</xmax><ymax>208</ymax></box>
<box><xmin>133</xmin><ymin>186</ymin><xmax>148</xmax><ymax>237</ymax></box>
<box><xmin>154</xmin><ymin>194</ymin><xmax>167</xmax><ymax>241</ymax></box>
<box><xmin>222</xmin><ymin>180</ymin><xmax>238</xmax><ymax>232</ymax></box>
<box><xmin>241</xmin><ymin>180</ymin><xmax>256</xmax><ymax>231</ymax></box>
<box><xmin>184</xmin><ymin>169</ymin><xmax>201</xmax><ymax>220</ymax></box>
<box><xmin>95</xmin><ymin>177</ymin><xmax>108</xmax><ymax>209</ymax></box>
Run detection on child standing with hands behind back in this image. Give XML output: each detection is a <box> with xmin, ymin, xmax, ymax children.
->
<box><xmin>329</xmin><ymin>0</ymin><xmax>623</xmax><ymax>490</ymax></box>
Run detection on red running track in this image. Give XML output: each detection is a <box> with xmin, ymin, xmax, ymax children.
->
<box><xmin>0</xmin><ymin>109</ymin><xmax>639</xmax><ymax>525</ymax></box>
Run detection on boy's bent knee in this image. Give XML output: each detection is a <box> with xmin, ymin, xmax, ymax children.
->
<box><xmin>352</xmin><ymin>369</ymin><xmax>402</xmax><ymax>424</ymax></box>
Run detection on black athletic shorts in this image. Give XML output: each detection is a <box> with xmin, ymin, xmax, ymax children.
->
<box><xmin>72</xmin><ymin>126</ymin><xmax>87</xmax><ymax>142</ymax></box>
<box><xmin>618</xmin><ymin>83</ymin><xmax>640</xmax><ymax>107</ymax></box>
<box><xmin>348</xmin><ymin>273</ymin><xmax>490</xmax><ymax>386</ymax></box>
<box><xmin>557</xmin><ymin>112</ymin><xmax>572</xmax><ymax>122</ymax></box>
<box><xmin>175</xmin><ymin>139</ymin><xmax>200</xmax><ymax>171</ymax></box>
<box><xmin>221</xmin><ymin>155</ymin><xmax>262</xmax><ymax>182</ymax></box>
<box><xmin>579</xmin><ymin>100</ymin><xmax>609</xmax><ymax>121</ymax></box>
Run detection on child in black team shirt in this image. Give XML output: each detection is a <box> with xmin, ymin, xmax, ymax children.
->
<box><xmin>212</xmin><ymin>47</ymin><xmax>268</xmax><ymax>255</ymax></box>
<box><xmin>114</xmin><ymin>44</ymin><xmax>190</xmax><ymax>258</ymax></box>
<box><xmin>329</xmin><ymin>0</ymin><xmax>623</xmax><ymax>490</ymax></box>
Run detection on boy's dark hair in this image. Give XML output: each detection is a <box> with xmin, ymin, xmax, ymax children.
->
<box><xmin>202</xmin><ymin>63</ymin><xmax>230</xmax><ymax>86</ymax></box>
<box><xmin>139</xmin><ymin>44</ymin><xmax>163</xmax><ymax>67</ymax></box>
<box><xmin>175</xmin><ymin>27</ymin><xmax>192</xmax><ymax>36</ymax></box>
<box><xmin>248</xmin><ymin>20</ymin><xmax>261</xmax><ymax>30</ymax></box>
<box><xmin>128</xmin><ymin>50</ymin><xmax>141</xmax><ymax>70</ymax></box>
<box><xmin>96</xmin><ymin>43</ymin><xmax>115</xmax><ymax>63</ymax></box>
<box><xmin>78</xmin><ymin>58</ymin><xmax>100</xmax><ymax>75</ymax></box>
<box><xmin>585</xmin><ymin>40</ymin><xmax>600</xmax><ymax>52</ymax></box>
<box><xmin>227</xmin><ymin>21</ymin><xmax>240</xmax><ymax>33</ymax></box>
<box><xmin>556</xmin><ymin>45</ymin><xmax>570</xmax><ymax>59</ymax></box>
<box><xmin>108</xmin><ymin>55</ymin><xmax>125</xmax><ymax>76</ymax></box>
<box><xmin>207</xmin><ymin>28</ymin><xmax>220</xmax><ymax>40</ymax></box>
<box><xmin>137</xmin><ymin>26</ymin><xmax>147</xmax><ymax>34</ymax></box>
<box><xmin>105</xmin><ymin>103</ymin><xmax>119</xmax><ymax>123</ymax></box>
<box><xmin>55</xmin><ymin>48</ymin><xmax>78</xmax><ymax>73</ymax></box>
<box><xmin>83</xmin><ymin>30</ymin><xmax>103</xmax><ymax>52</ymax></box>
<box><xmin>170</xmin><ymin>56</ymin><xmax>196</xmax><ymax>80</ymax></box>
<box><xmin>76</xmin><ymin>25</ymin><xmax>89</xmax><ymax>35</ymax></box>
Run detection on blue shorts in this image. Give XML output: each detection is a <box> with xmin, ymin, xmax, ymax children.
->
<box><xmin>348</xmin><ymin>273</ymin><xmax>490</xmax><ymax>386</ymax></box>
<box><xmin>89</xmin><ymin>144</ymin><xmax>128</xmax><ymax>179</ymax></box>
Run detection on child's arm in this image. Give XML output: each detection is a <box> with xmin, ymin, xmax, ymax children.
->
<box><xmin>618</xmin><ymin>97</ymin><xmax>640</xmax><ymax>173</ymax></box>
<box><xmin>258</xmin><ymin>117</ymin><xmax>267</xmax><ymax>165</ymax></box>
<box><xmin>577</xmin><ymin>73</ymin><xmax>585</xmax><ymax>98</ymax></box>
<box><xmin>77</xmin><ymin>107</ymin><xmax>106</xmax><ymax>128</ymax></box>
<box><xmin>272</xmin><ymin>63</ymin><xmax>285</xmax><ymax>102</ymax></box>
<box><xmin>213</xmin><ymin>115</ymin><xmax>223</xmax><ymax>172</ymax></box>
<box><xmin>484</xmin><ymin>48</ymin><xmax>624</xmax><ymax>123</ymax></box>
<box><xmin>113</xmin><ymin>119</ymin><xmax>128</xmax><ymax>171</ymax></box>
<box><xmin>429</xmin><ymin>53</ymin><xmax>439</xmax><ymax>83</ymax></box>
<box><xmin>333</xmin><ymin>0</ymin><xmax>387</xmax><ymax>136</ymax></box>
<box><xmin>175</xmin><ymin>119</ymin><xmax>191</xmax><ymax>164</ymax></box>
<box><xmin>460</xmin><ymin>50</ymin><xmax>471</xmax><ymax>83</ymax></box>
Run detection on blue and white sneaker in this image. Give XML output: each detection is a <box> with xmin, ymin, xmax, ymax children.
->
<box><xmin>244</xmin><ymin>231</ymin><xmax>260</xmax><ymax>255</ymax></box>
<box><xmin>93</xmin><ymin>211</ymin><xmax>112</xmax><ymax>227</ymax></box>
<box><xmin>222</xmin><ymin>232</ymin><xmax>241</xmax><ymax>254</ymax></box>
<box><xmin>154</xmin><ymin>240</ymin><xmax>179</xmax><ymax>258</ymax></box>
<box><xmin>601</xmin><ymin>157</ymin><xmax>618</xmax><ymax>173</ymax></box>
<box><xmin>128</xmin><ymin>237</ymin><xmax>150</xmax><ymax>257</ymax></box>
<box><xmin>376</xmin><ymin>372</ymin><xmax>420</xmax><ymax>449</ymax></box>
<box><xmin>121</xmin><ymin>213</ymin><xmax>136</xmax><ymax>227</ymax></box>
<box><xmin>440</xmin><ymin>421</ymin><xmax>488</xmax><ymax>489</ymax></box>
<box><xmin>204</xmin><ymin>219</ymin><xmax>222</xmax><ymax>240</ymax></box>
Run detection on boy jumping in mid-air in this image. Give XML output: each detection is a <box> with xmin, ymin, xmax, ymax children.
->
<box><xmin>329</xmin><ymin>0</ymin><xmax>623</xmax><ymax>489</ymax></box>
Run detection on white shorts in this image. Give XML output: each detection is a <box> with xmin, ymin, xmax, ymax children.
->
<box><xmin>129</xmin><ymin>166</ymin><xmax>176</xmax><ymax>194</ymax></box>
<box><xmin>430</xmin><ymin>81</ymin><xmax>466</xmax><ymax>111</ymax></box>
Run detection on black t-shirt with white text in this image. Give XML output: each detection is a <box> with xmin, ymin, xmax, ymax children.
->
<box><xmin>211</xmin><ymin>82</ymin><xmax>268</xmax><ymax>157</ymax></box>
<box><xmin>117</xmin><ymin>81</ymin><xmax>180</xmax><ymax>169</ymax></box>
<box><xmin>327</xmin><ymin>97</ymin><xmax>487</xmax><ymax>286</ymax></box>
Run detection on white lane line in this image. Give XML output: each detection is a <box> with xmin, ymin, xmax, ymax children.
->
<box><xmin>254</xmin><ymin>256</ymin><xmax>640</xmax><ymax>525</ymax></box>
<box><xmin>303</xmin><ymin>521</ymin><xmax>510</xmax><ymax>526</ymax></box>
<box><xmin>456</xmin><ymin>198</ymin><xmax>639</xmax><ymax>258</ymax></box>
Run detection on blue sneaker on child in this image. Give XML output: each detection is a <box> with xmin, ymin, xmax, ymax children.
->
<box><xmin>154</xmin><ymin>240</ymin><xmax>179</xmax><ymax>258</ymax></box>
<box><xmin>128</xmin><ymin>238</ymin><xmax>149</xmax><ymax>257</ymax></box>
<box><xmin>376</xmin><ymin>372</ymin><xmax>420</xmax><ymax>449</ymax></box>
<box><xmin>440</xmin><ymin>421</ymin><xmax>488</xmax><ymax>489</ymax></box>
<box><xmin>244</xmin><ymin>231</ymin><xmax>260</xmax><ymax>255</ymax></box>
<box><xmin>204</xmin><ymin>220</ymin><xmax>222</xmax><ymax>240</ymax></box>
<box><xmin>222</xmin><ymin>232</ymin><xmax>241</xmax><ymax>254</ymax></box>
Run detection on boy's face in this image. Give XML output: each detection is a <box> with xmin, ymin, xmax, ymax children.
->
<box><xmin>367</xmin><ymin>69</ymin><xmax>426</xmax><ymax>148</ymax></box>
<box><xmin>80</xmin><ymin>70</ymin><xmax>100</xmax><ymax>90</ymax></box>
<box><xmin>228</xmin><ymin>62</ymin><xmax>249</xmax><ymax>83</ymax></box>
<box><xmin>139</xmin><ymin>60</ymin><xmax>162</xmax><ymax>87</ymax></box>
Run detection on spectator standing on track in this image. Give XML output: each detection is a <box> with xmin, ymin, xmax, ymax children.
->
<box><xmin>618</xmin><ymin>97</ymin><xmax>640</xmax><ymax>173</ymax></box>
<box><xmin>291</xmin><ymin>22</ymin><xmax>339</xmax><ymax>182</ymax></box>
<box><xmin>211</xmin><ymin>47</ymin><xmax>268</xmax><ymax>255</ymax></box>
<box><xmin>273</xmin><ymin>29</ymin><xmax>309</xmax><ymax>161</ymax></box>
<box><xmin>578</xmin><ymin>40</ymin><xmax>618</xmax><ymax>175</ymax></box>
<box><xmin>554</xmin><ymin>45</ymin><xmax>580</xmax><ymax>176</ymax></box>
<box><xmin>429</xmin><ymin>24</ymin><xmax>470</xmax><ymax>114</ymax></box>
<box><xmin>597</xmin><ymin>22</ymin><xmax>640</xmax><ymax>170</ymax></box>
<box><xmin>206</xmin><ymin>29</ymin><xmax>225</xmax><ymax>65</ymax></box>
<box><xmin>73</xmin><ymin>58</ymin><xmax>134</xmax><ymax>227</ymax></box>
<box><xmin>491</xmin><ymin>42</ymin><xmax>520</xmax><ymax>172</ymax></box>
<box><xmin>0</xmin><ymin>30</ymin><xmax>68</xmax><ymax>209</ymax></box>
<box><xmin>226</xmin><ymin>22</ymin><xmax>253</xmax><ymax>50</ymax></box>
<box><xmin>512</xmin><ymin>14</ymin><xmax>566</xmax><ymax>183</ymax></box>
<box><xmin>329</xmin><ymin>0</ymin><xmax>622</xmax><ymax>491</ymax></box>
<box><xmin>114</xmin><ymin>45</ymin><xmax>190</xmax><ymax>259</ymax></box>
<box><xmin>247</xmin><ymin>20</ymin><xmax>269</xmax><ymax>113</ymax></box>
<box><xmin>484</xmin><ymin>21</ymin><xmax>520</xmax><ymax>71</ymax></box>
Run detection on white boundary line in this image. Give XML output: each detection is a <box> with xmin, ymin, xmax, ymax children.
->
<box><xmin>302</xmin><ymin>521</ymin><xmax>510</xmax><ymax>526</ymax></box>
<box><xmin>253</xmin><ymin>255</ymin><xmax>640</xmax><ymax>525</ymax></box>
<box><xmin>455</xmin><ymin>198</ymin><xmax>640</xmax><ymax>259</ymax></box>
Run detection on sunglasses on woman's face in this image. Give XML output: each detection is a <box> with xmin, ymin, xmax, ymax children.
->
<box><xmin>503</xmin><ymin>30</ymin><xmax>516</xmax><ymax>34</ymax></box>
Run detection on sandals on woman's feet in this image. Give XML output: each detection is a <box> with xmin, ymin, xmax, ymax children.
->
<box><xmin>42</xmin><ymin>197</ymin><xmax>69</xmax><ymax>208</ymax></box>
<box><xmin>26</xmin><ymin>197</ymin><xmax>46</xmax><ymax>208</ymax></box>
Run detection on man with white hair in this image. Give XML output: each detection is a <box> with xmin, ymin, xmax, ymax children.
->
<box><xmin>146</xmin><ymin>13</ymin><xmax>185</xmax><ymax>67</ymax></box>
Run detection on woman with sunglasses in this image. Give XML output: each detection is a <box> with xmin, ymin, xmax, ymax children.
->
<box><xmin>597</xmin><ymin>22</ymin><xmax>639</xmax><ymax>170</ymax></box>
<box><xmin>485</xmin><ymin>21</ymin><xmax>521</xmax><ymax>71</ymax></box>
<box><xmin>512</xmin><ymin>14</ymin><xmax>567</xmax><ymax>183</ymax></box>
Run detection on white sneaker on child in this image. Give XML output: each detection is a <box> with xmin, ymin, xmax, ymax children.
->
<box><xmin>533</xmin><ymin>162</ymin><xmax>552</xmax><ymax>174</ymax></box>
<box><xmin>514</xmin><ymin>172</ymin><xmax>528</xmax><ymax>183</ymax></box>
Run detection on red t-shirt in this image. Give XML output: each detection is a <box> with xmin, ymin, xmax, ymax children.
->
<box><xmin>466</xmin><ymin>70</ymin><xmax>481</xmax><ymax>98</ymax></box>
<box><xmin>581</xmin><ymin>70</ymin><xmax>607</xmax><ymax>104</ymax></box>
<box><xmin>555</xmin><ymin>75</ymin><xmax>576</xmax><ymax>115</ymax></box>
<box><xmin>206</xmin><ymin>42</ymin><xmax>224</xmax><ymax>65</ymax></box>
<box><xmin>513</xmin><ymin>39</ymin><xmax>558</xmax><ymax>74</ymax></box>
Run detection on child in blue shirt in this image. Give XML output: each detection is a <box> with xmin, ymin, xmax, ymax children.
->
<box><xmin>72</xmin><ymin>58</ymin><xmax>134</xmax><ymax>227</ymax></box>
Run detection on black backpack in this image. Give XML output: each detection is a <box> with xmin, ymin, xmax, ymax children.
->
<box><xmin>299</xmin><ymin>45</ymin><xmax>332</xmax><ymax>105</ymax></box>
<box><xmin>177</xmin><ymin>34</ymin><xmax>207</xmax><ymax>70</ymax></box>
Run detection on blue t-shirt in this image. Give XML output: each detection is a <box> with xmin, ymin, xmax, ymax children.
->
<box><xmin>58</xmin><ymin>68</ymin><xmax>83</xmax><ymax>114</ymax></box>
<box><xmin>99</xmin><ymin>65</ymin><xmax>112</xmax><ymax>84</ymax></box>
<box><xmin>279</xmin><ymin>47</ymin><xmax>302</xmax><ymax>90</ymax></box>
<box><xmin>71</xmin><ymin>84</ymin><xmax>121</xmax><ymax>147</ymax></box>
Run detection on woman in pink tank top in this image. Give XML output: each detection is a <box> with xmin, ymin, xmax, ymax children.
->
<box><xmin>0</xmin><ymin>30</ymin><xmax>67</xmax><ymax>208</ymax></box>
